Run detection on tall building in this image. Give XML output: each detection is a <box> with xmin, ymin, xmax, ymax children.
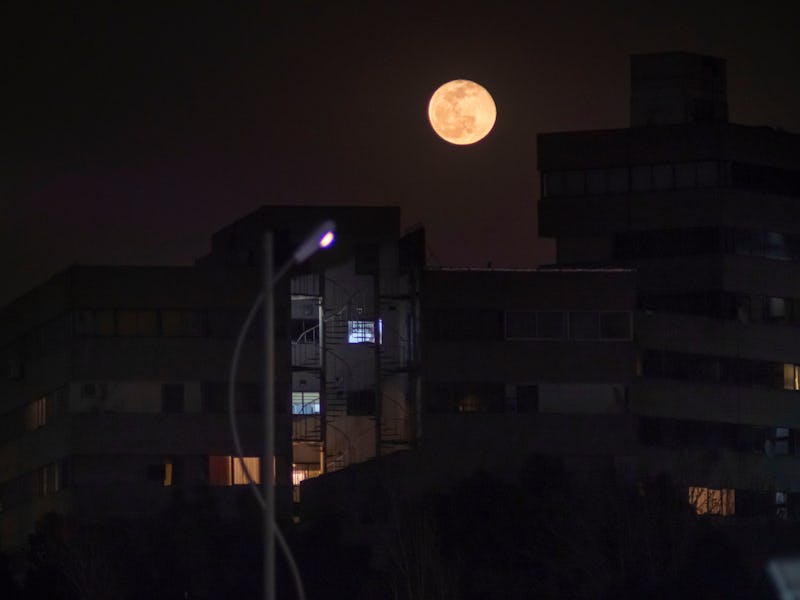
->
<box><xmin>198</xmin><ymin>205</ymin><xmax>423</xmax><ymax>499</ymax></box>
<box><xmin>539</xmin><ymin>51</ymin><xmax>800</xmax><ymax>515</ymax></box>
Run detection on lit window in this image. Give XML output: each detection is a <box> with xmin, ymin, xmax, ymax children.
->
<box><xmin>348</xmin><ymin>320</ymin><xmax>382</xmax><ymax>344</ymax></box>
<box><xmin>689</xmin><ymin>486</ymin><xmax>735</xmax><ymax>516</ymax></box>
<box><xmin>292</xmin><ymin>392</ymin><xmax>320</xmax><ymax>415</ymax></box>
<box><xmin>458</xmin><ymin>394</ymin><xmax>482</xmax><ymax>413</ymax></box>
<box><xmin>208</xmin><ymin>455</ymin><xmax>261</xmax><ymax>486</ymax></box>
<box><xmin>784</xmin><ymin>364</ymin><xmax>800</xmax><ymax>391</ymax></box>
<box><xmin>147</xmin><ymin>461</ymin><xmax>174</xmax><ymax>486</ymax></box>
<box><xmin>292</xmin><ymin>463</ymin><xmax>322</xmax><ymax>503</ymax></box>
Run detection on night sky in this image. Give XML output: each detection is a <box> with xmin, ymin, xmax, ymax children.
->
<box><xmin>2</xmin><ymin>1</ymin><xmax>799</xmax><ymax>306</ymax></box>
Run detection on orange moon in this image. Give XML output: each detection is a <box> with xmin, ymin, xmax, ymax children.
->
<box><xmin>427</xmin><ymin>79</ymin><xmax>496</xmax><ymax>145</ymax></box>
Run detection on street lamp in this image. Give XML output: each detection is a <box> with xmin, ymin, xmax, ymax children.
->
<box><xmin>228</xmin><ymin>220</ymin><xmax>336</xmax><ymax>600</ymax></box>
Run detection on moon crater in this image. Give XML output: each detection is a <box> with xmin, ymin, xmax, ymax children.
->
<box><xmin>428</xmin><ymin>79</ymin><xmax>496</xmax><ymax>145</ymax></box>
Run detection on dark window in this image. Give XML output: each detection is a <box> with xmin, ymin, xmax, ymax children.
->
<box><xmin>516</xmin><ymin>385</ymin><xmax>539</xmax><ymax>413</ymax></box>
<box><xmin>347</xmin><ymin>389</ymin><xmax>376</xmax><ymax>416</ymax></box>
<box><xmin>537</xmin><ymin>311</ymin><xmax>565</xmax><ymax>339</ymax></box>
<box><xmin>162</xmin><ymin>384</ymin><xmax>184</xmax><ymax>413</ymax></box>
<box><xmin>568</xmin><ymin>311</ymin><xmax>599</xmax><ymax>339</ymax></box>
<box><xmin>600</xmin><ymin>311</ymin><xmax>631</xmax><ymax>339</ymax></box>
<box><xmin>203</xmin><ymin>382</ymin><xmax>259</xmax><ymax>413</ymax></box>
<box><xmin>426</xmin><ymin>309</ymin><xmax>503</xmax><ymax>341</ymax></box>
<box><xmin>643</xmin><ymin>349</ymin><xmax>798</xmax><ymax>390</ymax></box>
<box><xmin>505</xmin><ymin>311</ymin><xmax>537</xmax><ymax>339</ymax></box>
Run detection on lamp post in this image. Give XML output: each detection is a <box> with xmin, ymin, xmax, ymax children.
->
<box><xmin>262</xmin><ymin>221</ymin><xmax>335</xmax><ymax>600</ymax></box>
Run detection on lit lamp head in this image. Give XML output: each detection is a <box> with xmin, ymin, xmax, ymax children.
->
<box><xmin>293</xmin><ymin>220</ymin><xmax>336</xmax><ymax>264</ymax></box>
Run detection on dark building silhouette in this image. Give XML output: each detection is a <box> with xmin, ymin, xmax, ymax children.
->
<box><xmin>539</xmin><ymin>51</ymin><xmax>800</xmax><ymax>516</ymax></box>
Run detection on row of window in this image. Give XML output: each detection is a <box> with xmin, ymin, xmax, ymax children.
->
<box><xmin>142</xmin><ymin>456</ymin><xmax>265</xmax><ymax>487</ymax></box>
<box><xmin>543</xmin><ymin>161</ymin><xmax>800</xmax><ymax>198</ymax></box>
<box><xmin>426</xmin><ymin>382</ymin><xmax>539</xmax><ymax>414</ymax></box>
<box><xmin>1</xmin><ymin>461</ymin><xmax>69</xmax><ymax>509</ymax></box>
<box><xmin>0</xmin><ymin>456</ymin><xmax>262</xmax><ymax>510</ymax></box>
<box><xmin>1</xmin><ymin>382</ymin><xmax>265</xmax><ymax>443</ymax></box>
<box><xmin>642</xmin><ymin>349</ymin><xmax>800</xmax><ymax>391</ymax></box>
<box><xmin>614</xmin><ymin>227</ymin><xmax>800</xmax><ymax>261</ymax></box>
<box><xmin>639</xmin><ymin>417</ymin><xmax>794</xmax><ymax>455</ymax></box>
<box><xmin>74</xmin><ymin>309</ymin><xmax>204</xmax><ymax>337</ymax></box>
<box><xmin>544</xmin><ymin>161</ymin><xmax>720</xmax><ymax>197</ymax></box>
<box><xmin>425</xmin><ymin>309</ymin><xmax>632</xmax><ymax>342</ymax></box>
<box><xmin>640</xmin><ymin>291</ymin><xmax>800</xmax><ymax>325</ymax></box>
<box><xmin>689</xmin><ymin>487</ymin><xmax>796</xmax><ymax>519</ymax></box>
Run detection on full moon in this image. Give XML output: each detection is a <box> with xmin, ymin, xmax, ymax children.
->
<box><xmin>427</xmin><ymin>79</ymin><xmax>496</xmax><ymax>145</ymax></box>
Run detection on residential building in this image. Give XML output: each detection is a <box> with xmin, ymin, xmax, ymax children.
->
<box><xmin>0</xmin><ymin>265</ymin><xmax>267</xmax><ymax>551</ymax></box>
<box><xmin>0</xmin><ymin>204</ymin><xmax>423</xmax><ymax>553</ymax></box>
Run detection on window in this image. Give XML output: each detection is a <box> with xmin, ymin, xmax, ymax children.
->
<box><xmin>162</xmin><ymin>384</ymin><xmax>184</xmax><ymax>413</ymax></box>
<box><xmin>203</xmin><ymin>382</ymin><xmax>259</xmax><ymax>413</ymax></box>
<box><xmin>600</xmin><ymin>311</ymin><xmax>632</xmax><ymax>340</ymax></box>
<box><xmin>537</xmin><ymin>311</ymin><xmax>565</xmax><ymax>339</ymax></box>
<box><xmin>784</xmin><ymin>364</ymin><xmax>800</xmax><ymax>391</ymax></box>
<box><xmin>516</xmin><ymin>385</ymin><xmax>539</xmax><ymax>413</ymax></box>
<box><xmin>292</xmin><ymin>392</ymin><xmax>320</xmax><ymax>415</ymax></box>
<box><xmin>505</xmin><ymin>311</ymin><xmax>537</xmax><ymax>339</ymax></box>
<box><xmin>544</xmin><ymin>172</ymin><xmax>564</xmax><ymax>197</ymax></box>
<box><xmin>586</xmin><ymin>169</ymin><xmax>607</xmax><ymax>195</ymax></box>
<box><xmin>607</xmin><ymin>168</ymin><xmax>629</xmax><ymax>193</ymax></box>
<box><xmin>697</xmin><ymin>161</ymin><xmax>719</xmax><ymax>187</ymax></box>
<box><xmin>766</xmin><ymin>297</ymin><xmax>787</xmax><ymax>322</ymax></box>
<box><xmin>208</xmin><ymin>455</ymin><xmax>261</xmax><ymax>486</ymax></box>
<box><xmin>74</xmin><ymin>310</ymin><xmax>115</xmax><ymax>336</ymax></box>
<box><xmin>631</xmin><ymin>165</ymin><xmax>652</xmax><ymax>191</ymax></box>
<box><xmin>161</xmin><ymin>310</ymin><xmax>204</xmax><ymax>336</ymax></box>
<box><xmin>563</xmin><ymin>171</ymin><xmax>585</xmax><ymax>196</ymax></box>
<box><xmin>652</xmin><ymin>164</ymin><xmax>674</xmax><ymax>189</ymax></box>
<box><xmin>776</xmin><ymin>491</ymin><xmax>788</xmax><ymax>519</ymax></box>
<box><xmin>147</xmin><ymin>461</ymin><xmax>174</xmax><ymax>486</ymax></box>
<box><xmin>568</xmin><ymin>311</ymin><xmax>599</xmax><ymax>339</ymax></box>
<box><xmin>292</xmin><ymin>463</ymin><xmax>322</xmax><ymax>502</ymax></box>
<box><xmin>36</xmin><ymin>462</ymin><xmax>67</xmax><ymax>498</ymax></box>
<box><xmin>348</xmin><ymin>320</ymin><xmax>382</xmax><ymax>344</ymax></box>
<box><xmin>117</xmin><ymin>310</ymin><xmax>158</xmax><ymax>336</ymax></box>
<box><xmin>689</xmin><ymin>486</ymin><xmax>735</xmax><ymax>516</ymax></box>
<box><xmin>25</xmin><ymin>396</ymin><xmax>48</xmax><ymax>430</ymax></box>
<box><xmin>675</xmin><ymin>162</ymin><xmax>697</xmax><ymax>188</ymax></box>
